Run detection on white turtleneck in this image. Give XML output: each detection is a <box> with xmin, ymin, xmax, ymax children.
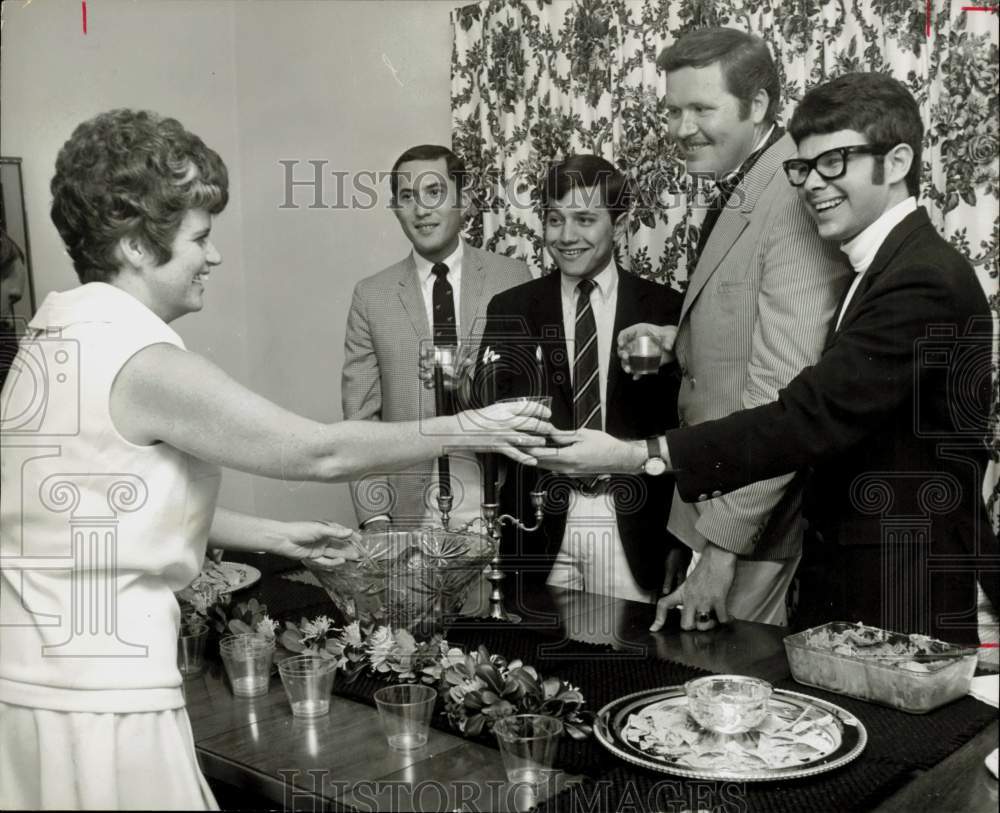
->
<box><xmin>834</xmin><ymin>196</ymin><xmax>917</xmax><ymax>330</ymax></box>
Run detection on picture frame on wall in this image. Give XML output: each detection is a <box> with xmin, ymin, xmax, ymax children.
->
<box><xmin>1</xmin><ymin>156</ymin><xmax>37</xmax><ymax>335</ymax></box>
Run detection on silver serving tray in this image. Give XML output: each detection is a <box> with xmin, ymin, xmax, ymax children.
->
<box><xmin>594</xmin><ymin>685</ymin><xmax>867</xmax><ymax>781</ymax></box>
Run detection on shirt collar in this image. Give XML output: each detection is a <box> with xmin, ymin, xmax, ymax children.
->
<box><xmin>841</xmin><ymin>196</ymin><xmax>918</xmax><ymax>273</ymax></box>
<box><xmin>414</xmin><ymin>240</ymin><xmax>464</xmax><ymax>284</ymax></box>
<box><xmin>719</xmin><ymin>123</ymin><xmax>777</xmax><ymax>183</ymax></box>
<box><xmin>560</xmin><ymin>257</ymin><xmax>618</xmax><ymax>301</ymax></box>
<box><xmin>29</xmin><ymin>281</ymin><xmax>184</xmax><ymax>346</ymax></box>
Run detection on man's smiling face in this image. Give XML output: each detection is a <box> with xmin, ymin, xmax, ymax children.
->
<box><xmin>393</xmin><ymin>157</ymin><xmax>466</xmax><ymax>263</ymax></box>
<box><xmin>544</xmin><ymin>186</ymin><xmax>616</xmax><ymax>280</ymax></box>
<box><xmin>795</xmin><ymin>129</ymin><xmax>894</xmax><ymax>243</ymax></box>
<box><xmin>664</xmin><ymin>61</ymin><xmax>764</xmax><ymax>180</ymax></box>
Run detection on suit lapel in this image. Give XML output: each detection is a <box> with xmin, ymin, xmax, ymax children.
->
<box><xmin>396</xmin><ymin>255</ymin><xmax>430</xmax><ymax>338</ymax></box>
<box><xmin>606</xmin><ymin>266</ymin><xmax>635</xmax><ymax>410</ymax></box>
<box><xmin>826</xmin><ymin>207</ymin><xmax>930</xmax><ymax>346</ymax></box>
<box><xmin>678</xmin><ymin>134</ymin><xmax>796</xmax><ymax>326</ymax></box>
<box><xmin>679</xmin><ymin>213</ymin><xmax>749</xmax><ymax>323</ymax></box>
<box><xmin>531</xmin><ymin>273</ymin><xmax>572</xmax><ymax>418</ymax></box>
<box><xmin>823</xmin><ymin>272</ymin><xmax>857</xmax><ymax>349</ymax></box>
<box><xmin>460</xmin><ymin>243</ymin><xmax>486</xmax><ymax>338</ymax></box>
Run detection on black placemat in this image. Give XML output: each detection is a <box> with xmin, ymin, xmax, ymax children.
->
<box><xmin>535</xmin><ymin>678</ymin><xmax>997</xmax><ymax>813</ymax></box>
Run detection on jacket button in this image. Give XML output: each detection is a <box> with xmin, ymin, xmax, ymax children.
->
<box><xmin>697</xmin><ymin>493</ymin><xmax>708</xmax><ymax>501</ymax></box>
<box><xmin>711</xmin><ymin>490</ymin><xmax>722</xmax><ymax>497</ymax></box>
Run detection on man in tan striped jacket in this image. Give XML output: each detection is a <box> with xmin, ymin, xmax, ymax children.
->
<box><xmin>653</xmin><ymin>29</ymin><xmax>849</xmax><ymax>624</ymax></box>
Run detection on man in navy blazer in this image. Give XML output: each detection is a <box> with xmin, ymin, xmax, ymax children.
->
<box><xmin>536</xmin><ymin>75</ymin><xmax>998</xmax><ymax>645</ymax></box>
<box><xmin>482</xmin><ymin>155</ymin><xmax>684</xmax><ymax>604</ymax></box>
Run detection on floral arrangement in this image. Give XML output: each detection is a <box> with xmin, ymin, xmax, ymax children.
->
<box><xmin>277</xmin><ymin>614</ymin><xmax>592</xmax><ymax>741</ymax></box>
<box><xmin>175</xmin><ymin>575</ymin><xmax>231</xmax><ymax>635</ymax></box>
<box><xmin>225</xmin><ymin>598</ymin><xmax>279</xmax><ymax>642</ymax></box>
<box><xmin>441</xmin><ymin>645</ymin><xmax>591</xmax><ymax>739</ymax></box>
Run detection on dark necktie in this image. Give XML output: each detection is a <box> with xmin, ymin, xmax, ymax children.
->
<box><xmin>691</xmin><ymin>125</ymin><xmax>785</xmax><ymax>268</ymax></box>
<box><xmin>431</xmin><ymin>262</ymin><xmax>458</xmax><ymax>348</ymax></box>
<box><xmin>430</xmin><ymin>263</ymin><xmax>456</xmax><ymax>498</ymax></box>
<box><xmin>573</xmin><ymin>278</ymin><xmax>602</xmax><ymax>430</ymax></box>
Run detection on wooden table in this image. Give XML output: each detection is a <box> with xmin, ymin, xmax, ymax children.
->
<box><xmin>184</xmin><ymin>580</ymin><xmax>998</xmax><ymax>812</ymax></box>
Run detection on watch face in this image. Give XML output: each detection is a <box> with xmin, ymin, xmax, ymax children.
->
<box><xmin>644</xmin><ymin>457</ymin><xmax>667</xmax><ymax>476</ymax></box>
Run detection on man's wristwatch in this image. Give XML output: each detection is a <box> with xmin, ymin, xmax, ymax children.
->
<box><xmin>642</xmin><ymin>436</ymin><xmax>667</xmax><ymax>476</ymax></box>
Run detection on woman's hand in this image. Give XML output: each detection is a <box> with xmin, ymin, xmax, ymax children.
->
<box><xmin>271</xmin><ymin>520</ymin><xmax>362</xmax><ymax>569</ymax></box>
<box><xmin>451</xmin><ymin>398</ymin><xmax>553</xmax><ymax>465</ymax></box>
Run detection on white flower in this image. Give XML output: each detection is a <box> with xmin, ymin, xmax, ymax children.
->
<box><xmin>300</xmin><ymin>615</ymin><xmax>333</xmax><ymax>642</ymax></box>
<box><xmin>367</xmin><ymin>626</ymin><xmax>396</xmax><ymax>672</ymax></box>
<box><xmin>341</xmin><ymin>621</ymin><xmax>363</xmax><ymax>646</ymax></box>
<box><xmin>256</xmin><ymin>615</ymin><xmax>279</xmax><ymax>640</ymax></box>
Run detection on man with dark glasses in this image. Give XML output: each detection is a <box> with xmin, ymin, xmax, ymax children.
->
<box><xmin>535</xmin><ymin>72</ymin><xmax>998</xmax><ymax>647</ymax></box>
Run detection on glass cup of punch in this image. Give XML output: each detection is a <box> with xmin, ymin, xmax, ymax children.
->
<box><xmin>684</xmin><ymin>675</ymin><xmax>773</xmax><ymax>735</ymax></box>
<box><xmin>626</xmin><ymin>334</ymin><xmax>662</xmax><ymax>376</ymax></box>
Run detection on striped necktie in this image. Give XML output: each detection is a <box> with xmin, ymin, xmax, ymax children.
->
<box><xmin>573</xmin><ymin>278</ymin><xmax>602</xmax><ymax>430</ymax></box>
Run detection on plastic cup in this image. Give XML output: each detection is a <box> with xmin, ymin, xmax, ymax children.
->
<box><xmin>494</xmin><ymin>714</ymin><xmax>563</xmax><ymax>788</ymax></box>
<box><xmin>627</xmin><ymin>335</ymin><xmax>661</xmax><ymax>375</ymax></box>
<box><xmin>278</xmin><ymin>655</ymin><xmax>337</xmax><ymax>717</ymax></box>
<box><xmin>219</xmin><ymin>634</ymin><xmax>275</xmax><ymax>698</ymax></box>
<box><xmin>177</xmin><ymin>622</ymin><xmax>209</xmax><ymax>677</ymax></box>
<box><xmin>373</xmin><ymin>684</ymin><xmax>437</xmax><ymax>750</ymax></box>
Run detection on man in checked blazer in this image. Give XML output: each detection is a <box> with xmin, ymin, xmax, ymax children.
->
<box><xmin>651</xmin><ymin>29</ymin><xmax>848</xmax><ymax>624</ymax></box>
<box><xmin>342</xmin><ymin>145</ymin><xmax>530</xmax><ymax>531</ymax></box>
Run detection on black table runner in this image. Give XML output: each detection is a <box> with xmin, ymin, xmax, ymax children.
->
<box><xmin>241</xmin><ymin>564</ymin><xmax>997</xmax><ymax>812</ymax></box>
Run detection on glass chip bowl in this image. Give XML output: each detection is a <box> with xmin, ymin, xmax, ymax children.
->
<box><xmin>684</xmin><ymin>675</ymin><xmax>773</xmax><ymax>734</ymax></box>
<box><xmin>302</xmin><ymin>527</ymin><xmax>495</xmax><ymax>639</ymax></box>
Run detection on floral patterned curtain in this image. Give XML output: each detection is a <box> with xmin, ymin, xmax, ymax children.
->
<box><xmin>450</xmin><ymin>0</ymin><xmax>999</xmax><ymax>522</ymax></box>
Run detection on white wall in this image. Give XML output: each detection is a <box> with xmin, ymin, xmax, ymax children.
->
<box><xmin>1</xmin><ymin>0</ymin><xmax>255</xmax><ymax>513</ymax></box>
<box><xmin>1</xmin><ymin>0</ymin><xmax>465</xmax><ymax>526</ymax></box>
<box><xmin>232</xmin><ymin>0</ymin><xmax>461</xmax><ymax>523</ymax></box>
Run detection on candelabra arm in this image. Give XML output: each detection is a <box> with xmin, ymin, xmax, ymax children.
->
<box><xmin>491</xmin><ymin>490</ymin><xmax>548</xmax><ymax>533</ymax></box>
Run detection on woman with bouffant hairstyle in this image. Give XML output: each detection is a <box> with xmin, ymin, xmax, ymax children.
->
<box><xmin>0</xmin><ymin>110</ymin><xmax>550</xmax><ymax>810</ymax></box>
<box><xmin>50</xmin><ymin>109</ymin><xmax>229</xmax><ymax>282</ymax></box>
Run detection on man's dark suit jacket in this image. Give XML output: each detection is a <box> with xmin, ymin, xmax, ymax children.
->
<box><xmin>482</xmin><ymin>267</ymin><xmax>683</xmax><ymax>594</ymax></box>
<box><xmin>668</xmin><ymin>208</ymin><xmax>998</xmax><ymax>643</ymax></box>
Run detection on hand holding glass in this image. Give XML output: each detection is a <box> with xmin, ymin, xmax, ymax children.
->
<box><xmin>420</xmin><ymin>343</ymin><xmax>475</xmax><ymax>391</ymax></box>
<box><xmin>626</xmin><ymin>335</ymin><xmax>662</xmax><ymax>376</ymax></box>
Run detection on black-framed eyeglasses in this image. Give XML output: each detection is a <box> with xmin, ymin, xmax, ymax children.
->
<box><xmin>782</xmin><ymin>145</ymin><xmax>890</xmax><ymax>187</ymax></box>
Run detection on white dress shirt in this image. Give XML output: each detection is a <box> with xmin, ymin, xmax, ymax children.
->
<box><xmin>835</xmin><ymin>196</ymin><xmax>917</xmax><ymax>330</ymax></box>
<box><xmin>547</xmin><ymin>261</ymin><xmax>652</xmax><ymax>603</ymax></box>
<box><xmin>414</xmin><ymin>241</ymin><xmax>464</xmax><ymax>332</ymax></box>
<box><xmin>411</xmin><ymin>241</ymin><xmax>482</xmax><ymax>529</ymax></box>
